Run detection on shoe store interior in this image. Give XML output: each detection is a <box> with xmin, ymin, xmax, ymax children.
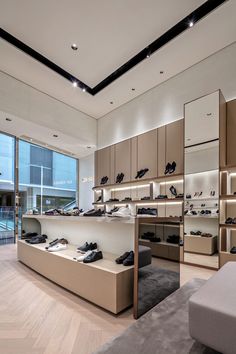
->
<box><xmin>0</xmin><ymin>1</ymin><xmax>236</xmax><ymax>354</ymax></box>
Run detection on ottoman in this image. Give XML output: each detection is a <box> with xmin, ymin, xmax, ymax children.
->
<box><xmin>138</xmin><ymin>245</ymin><xmax>152</xmax><ymax>268</ymax></box>
<box><xmin>189</xmin><ymin>262</ymin><xmax>236</xmax><ymax>354</ymax></box>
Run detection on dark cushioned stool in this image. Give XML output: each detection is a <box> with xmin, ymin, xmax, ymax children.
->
<box><xmin>138</xmin><ymin>245</ymin><xmax>152</xmax><ymax>268</ymax></box>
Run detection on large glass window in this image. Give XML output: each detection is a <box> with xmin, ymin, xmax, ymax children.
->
<box><xmin>19</xmin><ymin>140</ymin><xmax>77</xmax><ymax>214</ymax></box>
<box><xmin>0</xmin><ymin>133</ymin><xmax>15</xmax><ymax>244</ymax></box>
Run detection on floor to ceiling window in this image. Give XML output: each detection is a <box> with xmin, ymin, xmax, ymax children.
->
<box><xmin>18</xmin><ymin>140</ymin><xmax>77</xmax><ymax>215</ymax></box>
<box><xmin>0</xmin><ymin>133</ymin><xmax>15</xmax><ymax>244</ymax></box>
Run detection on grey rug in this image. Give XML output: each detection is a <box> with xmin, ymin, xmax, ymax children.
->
<box><xmin>138</xmin><ymin>265</ymin><xmax>179</xmax><ymax>317</ymax></box>
<box><xmin>93</xmin><ymin>279</ymin><xmax>220</xmax><ymax>354</ymax></box>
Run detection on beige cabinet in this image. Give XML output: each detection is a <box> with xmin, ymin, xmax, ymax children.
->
<box><xmin>137</xmin><ymin>129</ymin><xmax>158</xmax><ymax>179</ymax></box>
<box><xmin>227</xmin><ymin>99</ymin><xmax>236</xmax><ymax>166</ymax></box>
<box><xmin>166</xmin><ymin>120</ymin><xmax>184</xmax><ymax>175</ymax></box>
<box><xmin>114</xmin><ymin>139</ymin><xmax>131</xmax><ymax>183</ymax></box>
<box><xmin>95</xmin><ymin>146</ymin><xmax>112</xmax><ymax>186</ymax></box>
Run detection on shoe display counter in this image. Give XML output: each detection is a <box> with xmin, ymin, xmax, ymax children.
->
<box><xmin>19</xmin><ymin>215</ymin><xmax>135</xmax><ymax>314</ymax></box>
<box><xmin>18</xmin><ymin>240</ymin><xmax>133</xmax><ymax>314</ymax></box>
<box><xmin>184</xmin><ymin>235</ymin><xmax>218</xmax><ymax>255</ymax></box>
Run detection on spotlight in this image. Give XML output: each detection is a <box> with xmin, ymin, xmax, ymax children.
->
<box><xmin>82</xmin><ymin>87</ymin><xmax>86</xmax><ymax>92</ymax></box>
<box><xmin>189</xmin><ymin>21</ymin><xmax>194</xmax><ymax>27</ymax></box>
<box><xmin>72</xmin><ymin>81</ymin><xmax>78</xmax><ymax>87</ymax></box>
<box><xmin>71</xmin><ymin>43</ymin><xmax>78</xmax><ymax>50</ymax></box>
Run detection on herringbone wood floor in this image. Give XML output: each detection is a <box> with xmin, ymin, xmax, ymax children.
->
<box><xmin>0</xmin><ymin>244</ymin><xmax>134</xmax><ymax>354</ymax></box>
<box><xmin>0</xmin><ymin>245</ymin><xmax>216</xmax><ymax>354</ymax></box>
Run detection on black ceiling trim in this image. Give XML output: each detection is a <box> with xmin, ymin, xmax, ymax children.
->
<box><xmin>0</xmin><ymin>0</ymin><xmax>227</xmax><ymax>96</ymax></box>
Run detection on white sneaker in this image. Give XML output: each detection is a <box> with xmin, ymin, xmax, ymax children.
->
<box><xmin>75</xmin><ymin>249</ymin><xmax>96</xmax><ymax>261</ymax></box>
<box><xmin>47</xmin><ymin>243</ymin><xmax>67</xmax><ymax>252</ymax></box>
<box><xmin>112</xmin><ymin>206</ymin><xmax>131</xmax><ymax>218</ymax></box>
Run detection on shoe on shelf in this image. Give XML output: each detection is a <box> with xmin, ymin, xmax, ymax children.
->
<box><xmin>121</xmin><ymin>197</ymin><xmax>132</xmax><ymax>202</ymax></box>
<box><xmin>164</xmin><ymin>162</ymin><xmax>172</xmax><ymax>175</ymax></box>
<box><xmin>155</xmin><ymin>194</ymin><xmax>167</xmax><ymax>199</ymax></box>
<box><xmin>230</xmin><ymin>246</ymin><xmax>236</xmax><ymax>254</ymax></box>
<box><xmin>83</xmin><ymin>250</ymin><xmax>103</xmax><ymax>263</ymax></box>
<box><xmin>190</xmin><ymin>231</ymin><xmax>202</xmax><ymax>236</ymax></box>
<box><xmin>141</xmin><ymin>196</ymin><xmax>151</xmax><ymax>200</ymax></box>
<box><xmin>186</xmin><ymin>194</ymin><xmax>192</xmax><ymax>199</ymax></box>
<box><xmin>138</xmin><ymin>168</ymin><xmax>149</xmax><ymax>179</ymax></box>
<box><xmin>45</xmin><ymin>208</ymin><xmax>62</xmax><ymax>216</ymax></box>
<box><xmin>96</xmin><ymin>196</ymin><xmax>102</xmax><ymax>202</ymax></box>
<box><xmin>116</xmin><ymin>173</ymin><xmax>124</xmax><ymax>183</ymax></box>
<box><xmin>106</xmin><ymin>198</ymin><xmax>119</xmax><ymax>202</ymax></box>
<box><xmin>201</xmin><ymin>233</ymin><xmax>212</xmax><ymax>238</ymax></box>
<box><xmin>106</xmin><ymin>207</ymin><xmax>119</xmax><ymax>215</ymax></box>
<box><xmin>77</xmin><ymin>242</ymin><xmax>97</xmax><ymax>254</ymax></box>
<box><xmin>166</xmin><ymin>235</ymin><xmax>180</xmax><ymax>244</ymax></box>
<box><xmin>225</xmin><ymin>217</ymin><xmax>233</xmax><ymax>224</ymax></box>
<box><xmin>83</xmin><ymin>209</ymin><xmax>103</xmax><ymax>217</ymax></box>
<box><xmin>179</xmin><ymin>240</ymin><xmax>184</xmax><ymax>246</ymax></box>
<box><xmin>26</xmin><ymin>234</ymin><xmax>48</xmax><ymax>244</ymax></box>
<box><xmin>75</xmin><ymin>250</ymin><xmax>95</xmax><ymax>262</ymax></box>
<box><xmin>137</xmin><ymin>208</ymin><xmax>157</xmax><ymax>216</ymax></box>
<box><xmin>169</xmin><ymin>185</ymin><xmax>177</xmax><ymax>197</ymax></box>
<box><xmin>112</xmin><ymin>206</ymin><xmax>131</xmax><ymax>217</ymax></box>
<box><xmin>168</xmin><ymin>161</ymin><xmax>176</xmax><ymax>174</ymax></box>
<box><xmin>123</xmin><ymin>251</ymin><xmax>134</xmax><ymax>266</ymax></box>
<box><xmin>115</xmin><ymin>251</ymin><xmax>130</xmax><ymax>264</ymax></box>
<box><xmin>175</xmin><ymin>193</ymin><xmax>183</xmax><ymax>199</ymax></box>
<box><xmin>100</xmin><ymin>176</ymin><xmax>108</xmax><ymax>185</ymax></box>
<box><xmin>22</xmin><ymin>231</ymin><xmax>38</xmax><ymax>240</ymax></box>
<box><xmin>47</xmin><ymin>243</ymin><xmax>67</xmax><ymax>252</ymax></box>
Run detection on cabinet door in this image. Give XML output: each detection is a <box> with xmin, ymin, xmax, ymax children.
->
<box><xmin>114</xmin><ymin>139</ymin><xmax>131</xmax><ymax>183</ymax></box>
<box><xmin>137</xmin><ymin>130</ymin><xmax>158</xmax><ymax>179</ymax></box>
<box><xmin>166</xmin><ymin>120</ymin><xmax>184</xmax><ymax>175</ymax></box>
<box><xmin>96</xmin><ymin>147</ymin><xmax>111</xmax><ymax>186</ymax></box>
<box><xmin>157</xmin><ymin>126</ymin><xmax>166</xmax><ymax>177</ymax></box>
<box><xmin>227</xmin><ymin>99</ymin><xmax>236</xmax><ymax>166</ymax></box>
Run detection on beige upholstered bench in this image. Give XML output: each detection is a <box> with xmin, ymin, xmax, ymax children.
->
<box><xmin>189</xmin><ymin>262</ymin><xmax>236</xmax><ymax>354</ymax></box>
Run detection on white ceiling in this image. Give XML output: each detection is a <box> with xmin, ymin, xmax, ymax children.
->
<box><xmin>0</xmin><ymin>0</ymin><xmax>236</xmax><ymax>118</ymax></box>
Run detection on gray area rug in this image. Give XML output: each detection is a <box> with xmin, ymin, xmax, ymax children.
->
<box><xmin>94</xmin><ymin>278</ymin><xmax>220</xmax><ymax>354</ymax></box>
<box><xmin>138</xmin><ymin>265</ymin><xmax>179</xmax><ymax>317</ymax></box>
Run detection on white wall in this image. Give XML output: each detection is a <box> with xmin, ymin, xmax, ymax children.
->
<box><xmin>0</xmin><ymin>71</ymin><xmax>97</xmax><ymax>157</ymax></box>
<box><xmin>98</xmin><ymin>42</ymin><xmax>236</xmax><ymax>148</ymax></box>
<box><xmin>79</xmin><ymin>153</ymin><xmax>94</xmax><ymax>211</ymax></box>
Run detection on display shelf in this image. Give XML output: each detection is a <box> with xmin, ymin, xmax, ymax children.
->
<box><xmin>220</xmin><ymin>195</ymin><xmax>236</xmax><ymax>200</ymax></box>
<box><xmin>139</xmin><ymin>239</ymin><xmax>179</xmax><ymax>248</ymax></box>
<box><xmin>185</xmin><ymin>197</ymin><xmax>218</xmax><ymax>201</ymax></box>
<box><xmin>184</xmin><ymin>215</ymin><xmax>218</xmax><ymax>219</ymax></box>
<box><xmin>93</xmin><ymin>198</ymin><xmax>183</xmax><ymax>206</ymax></box>
<box><xmin>22</xmin><ymin>214</ymin><xmax>135</xmax><ymax>224</ymax></box>
<box><xmin>17</xmin><ymin>240</ymin><xmax>133</xmax><ymax>314</ymax></box>
<box><xmin>220</xmin><ymin>223</ymin><xmax>236</xmax><ymax>229</ymax></box>
<box><xmin>93</xmin><ymin>173</ymin><xmax>183</xmax><ymax>191</ymax></box>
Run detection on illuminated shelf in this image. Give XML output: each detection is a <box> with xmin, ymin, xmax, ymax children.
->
<box><xmin>93</xmin><ymin>198</ymin><xmax>183</xmax><ymax>206</ymax></box>
<box><xmin>220</xmin><ymin>223</ymin><xmax>236</xmax><ymax>229</ymax></box>
<box><xmin>220</xmin><ymin>195</ymin><xmax>236</xmax><ymax>200</ymax></box>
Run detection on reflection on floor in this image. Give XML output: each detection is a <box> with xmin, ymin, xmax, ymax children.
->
<box><xmin>184</xmin><ymin>252</ymin><xmax>219</xmax><ymax>269</ymax></box>
<box><xmin>138</xmin><ymin>256</ymin><xmax>180</xmax><ymax>317</ymax></box>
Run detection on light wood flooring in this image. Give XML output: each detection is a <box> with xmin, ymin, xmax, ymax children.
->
<box><xmin>184</xmin><ymin>252</ymin><xmax>219</xmax><ymax>269</ymax></box>
<box><xmin>0</xmin><ymin>244</ymin><xmax>216</xmax><ymax>354</ymax></box>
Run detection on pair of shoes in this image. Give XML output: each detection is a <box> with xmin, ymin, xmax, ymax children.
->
<box><xmin>96</xmin><ymin>196</ymin><xmax>102</xmax><ymax>202</ymax></box>
<box><xmin>26</xmin><ymin>234</ymin><xmax>48</xmax><ymax>244</ymax></box>
<box><xmin>186</xmin><ymin>194</ymin><xmax>191</xmax><ymax>199</ymax></box>
<box><xmin>77</xmin><ymin>242</ymin><xmax>97</xmax><ymax>254</ymax></box>
<box><xmin>155</xmin><ymin>194</ymin><xmax>167</xmax><ymax>199</ymax></box>
<box><xmin>116</xmin><ymin>173</ymin><xmax>124</xmax><ymax>183</ymax></box>
<box><xmin>45</xmin><ymin>208</ymin><xmax>62</xmax><ymax>216</ymax></box>
<box><xmin>141</xmin><ymin>232</ymin><xmax>161</xmax><ymax>242</ymax></box>
<box><xmin>115</xmin><ymin>251</ymin><xmax>134</xmax><ymax>266</ymax></box>
<box><xmin>22</xmin><ymin>231</ymin><xmax>38</xmax><ymax>240</ymax></box>
<box><xmin>225</xmin><ymin>217</ymin><xmax>236</xmax><ymax>224</ymax></box>
<box><xmin>210</xmin><ymin>190</ymin><xmax>215</xmax><ymax>196</ymax></box>
<box><xmin>175</xmin><ymin>193</ymin><xmax>183</xmax><ymax>199</ymax></box>
<box><xmin>100</xmin><ymin>176</ymin><xmax>108</xmax><ymax>185</ymax></box>
<box><xmin>164</xmin><ymin>161</ymin><xmax>176</xmax><ymax>175</ymax></box>
<box><xmin>166</xmin><ymin>235</ymin><xmax>179</xmax><ymax>244</ymax></box>
<box><xmin>190</xmin><ymin>231</ymin><xmax>202</xmax><ymax>236</ymax></box>
<box><xmin>137</xmin><ymin>208</ymin><xmax>157</xmax><ymax>216</ymax></box>
<box><xmin>230</xmin><ymin>246</ymin><xmax>236</xmax><ymax>254</ymax></box>
<box><xmin>106</xmin><ymin>207</ymin><xmax>119</xmax><ymax>215</ymax></box>
<box><xmin>135</xmin><ymin>168</ymin><xmax>149</xmax><ymax>179</ymax></box>
<box><xmin>83</xmin><ymin>250</ymin><xmax>103</xmax><ymax>263</ymax></box>
<box><xmin>46</xmin><ymin>238</ymin><xmax>68</xmax><ymax>250</ymax></box>
<box><xmin>200</xmin><ymin>210</ymin><xmax>211</xmax><ymax>215</ymax></box>
<box><xmin>121</xmin><ymin>197</ymin><xmax>132</xmax><ymax>202</ymax></box>
<box><xmin>185</xmin><ymin>210</ymin><xmax>197</xmax><ymax>216</ymax></box>
<box><xmin>111</xmin><ymin>206</ymin><xmax>131</xmax><ymax>217</ymax></box>
<box><xmin>83</xmin><ymin>209</ymin><xmax>103</xmax><ymax>217</ymax></box>
<box><xmin>141</xmin><ymin>196</ymin><xmax>151</xmax><ymax>200</ymax></box>
<box><xmin>201</xmin><ymin>233</ymin><xmax>212</xmax><ymax>238</ymax></box>
<box><xmin>169</xmin><ymin>185</ymin><xmax>177</xmax><ymax>197</ymax></box>
<box><xmin>106</xmin><ymin>198</ymin><xmax>119</xmax><ymax>202</ymax></box>
<box><xmin>193</xmin><ymin>192</ymin><xmax>203</xmax><ymax>198</ymax></box>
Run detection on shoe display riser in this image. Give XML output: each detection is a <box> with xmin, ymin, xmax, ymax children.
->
<box><xmin>184</xmin><ymin>235</ymin><xmax>218</xmax><ymax>255</ymax></box>
<box><xmin>17</xmin><ymin>240</ymin><xmax>133</xmax><ymax>314</ymax></box>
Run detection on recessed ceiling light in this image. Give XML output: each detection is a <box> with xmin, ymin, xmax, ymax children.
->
<box><xmin>189</xmin><ymin>21</ymin><xmax>194</xmax><ymax>27</ymax></box>
<box><xmin>72</xmin><ymin>81</ymin><xmax>78</xmax><ymax>87</ymax></box>
<box><xmin>160</xmin><ymin>70</ymin><xmax>164</xmax><ymax>74</ymax></box>
<box><xmin>5</xmin><ymin>117</ymin><xmax>12</xmax><ymax>122</ymax></box>
<box><xmin>71</xmin><ymin>43</ymin><xmax>78</xmax><ymax>51</ymax></box>
<box><xmin>146</xmin><ymin>53</ymin><xmax>150</xmax><ymax>58</ymax></box>
<box><xmin>82</xmin><ymin>87</ymin><xmax>86</xmax><ymax>92</ymax></box>
<box><xmin>110</xmin><ymin>101</ymin><xmax>113</xmax><ymax>104</ymax></box>
<box><xmin>53</xmin><ymin>134</ymin><xmax>58</xmax><ymax>138</ymax></box>
<box><xmin>131</xmin><ymin>88</ymin><xmax>135</xmax><ymax>91</ymax></box>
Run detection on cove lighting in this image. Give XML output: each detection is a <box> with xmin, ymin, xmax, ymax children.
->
<box><xmin>230</xmin><ymin>173</ymin><xmax>236</xmax><ymax>177</ymax></box>
<box><xmin>159</xmin><ymin>179</ymin><xmax>183</xmax><ymax>185</ymax></box>
<box><xmin>110</xmin><ymin>184</ymin><xmax>150</xmax><ymax>192</ymax></box>
<box><xmin>136</xmin><ymin>202</ymin><xmax>182</xmax><ymax>206</ymax></box>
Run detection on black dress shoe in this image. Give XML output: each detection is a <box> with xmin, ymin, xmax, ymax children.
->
<box><xmin>22</xmin><ymin>232</ymin><xmax>38</xmax><ymax>240</ymax></box>
<box><xmin>96</xmin><ymin>196</ymin><xmax>102</xmax><ymax>202</ymax></box>
<box><xmin>186</xmin><ymin>194</ymin><xmax>191</xmax><ymax>199</ymax></box>
<box><xmin>84</xmin><ymin>209</ymin><xmax>103</xmax><ymax>217</ymax></box>
<box><xmin>230</xmin><ymin>246</ymin><xmax>236</xmax><ymax>254</ymax></box>
<box><xmin>100</xmin><ymin>176</ymin><xmax>108</xmax><ymax>185</ymax></box>
<box><xmin>77</xmin><ymin>242</ymin><xmax>97</xmax><ymax>253</ymax></box>
<box><xmin>164</xmin><ymin>162</ymin><xmax>172</xmax><ymax>175</ymax></box>
<box><xmin>155</xmin><ymin>194</ymin><xmax>167</xmax><ymax>199</ymax></box>
<box><xmin>225</xmin><ymin>217</ymin><xmax>233</xmax><ymax>224</ymax></box>
<box><xmin>166</xmin><ymin>235</ymin><xmax>180</xmax><ymax>244</ymax></box>
<box><xmin>123</xmin><ymin>251</ymin><xmax>134</xmax><ymax>266</ymax></box>
<box><xmin>83</xmin><ymin>251</ymin><xmax>103</xmax><ymax>263</ymax></box>
<box><xmin>115</xmin><ymin>251</ymin><xmax>130</xmax><ymax>264</ymax></box>
<box><xmin>169</xmin><ymin>185</ymin><xmax>177</xmax><ymax>197</ymax></box>
<box><xmin>116</xmin><ymin>173</ymin><xmax>124</xmax><ymax>183</ymax></box>
<box><xmin>122</xmin><ymin>197</ymin><xmax>132</xmax><ymax>202</ymax></box>
<box><xmin>169</xmin><ymin>161</ymin><xmax>176</xmax><ymax>174</ymax></box>
<box><xmin>135</xmin><ymin>170</ymin><xmax>142</xmax><ymax>179</ymax></box>
<box><xmin>28</xmin><ymin>235</ymin><xmax>48</xmax><ymax>244</ymax></box>
<box><xmin>138</xmin><ymin>168</ymin><xmax>149</xmax><ymax>178</ymax></box>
